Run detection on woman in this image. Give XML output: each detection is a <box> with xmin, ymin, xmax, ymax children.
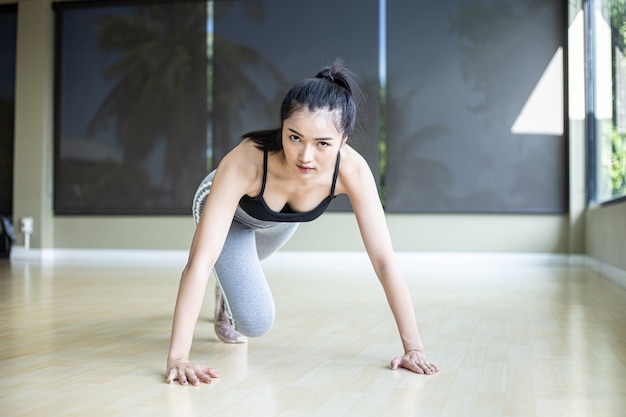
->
<box><xmin>166</xmin><ymin>60</ymin><xmax>439</xmax><ymax>385</ymax></box>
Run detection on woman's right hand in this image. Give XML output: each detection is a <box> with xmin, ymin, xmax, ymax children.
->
<box><xmin>165</xmin><ymin>360</ymin><xmax>220</xmax><ymax>385</ymax></box>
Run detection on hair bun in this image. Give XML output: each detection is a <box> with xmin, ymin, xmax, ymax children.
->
<box><xmin>316</xmin><ymin>68</ymin><xmax>335</xmax><ymax>83</ymax></box>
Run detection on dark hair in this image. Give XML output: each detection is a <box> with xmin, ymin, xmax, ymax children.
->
<box><xmin>243</xmin><ymin>59</ymin><xmax>364</xmax><ymax>152</ymax></box>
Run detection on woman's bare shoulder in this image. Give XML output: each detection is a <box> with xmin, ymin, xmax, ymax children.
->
<box><xmin>213</xmin><ymin>139</ymin><xmax>264</xmax><ymax>193</ymax></box>
<box><xmin>335</xmin><ymin>144</ymin><xmax>374</xmax><ymax>195</ymax></box>
<box><xmin>219</xmin><ymin>139</ymin><xmax>261</xmax><ymax>170</ymax></box>
<box><xmin>339</xmin><ymin>144</ymin><xmax>372</xmax><ymax>177</ymax></box>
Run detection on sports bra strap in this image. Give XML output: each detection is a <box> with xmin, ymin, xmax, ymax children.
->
<box><xmin>330</xmin><ymin>151</ymin><xmax>341</xmax><ymax>197</ymax></box>
<box><xmin>259</xmin><ymin>149</ymin><xmax>269</xmax><ymax>196</ymax></box>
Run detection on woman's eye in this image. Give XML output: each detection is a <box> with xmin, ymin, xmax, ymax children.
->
<box><xmin>289</xmin><ymin>135</ymin><xmax>300</xmax><ymax>142</ymax></box>
<box><xmin>318</xmin><ymin>142</ymin><xmax>329</xmax><ymax>148</ymax></box>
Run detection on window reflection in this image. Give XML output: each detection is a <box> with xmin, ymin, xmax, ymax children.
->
<box><xmin>386</xmin><ymin>0</ymin><xmax>566</xmax><ymax>213</ymax></box>
<box><xmin>54</xmin><ymin>0</ymin><xmax>379</xmax><ymax>215</ymax></box>
<box><xmin>55</xmin><ymin>2</ymin><xmax>209</xmax><ymax>214</ymax></box>
<box><xmin>54</xmin><ymin>0</ymin><xmax>570</xmax><ymax>215</ymax></box>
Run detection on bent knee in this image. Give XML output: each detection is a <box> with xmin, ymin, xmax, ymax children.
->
<box><xmin>233</xmin><ymin>309</ymin><xmax>275</xmax><ymax>337</ymax></box>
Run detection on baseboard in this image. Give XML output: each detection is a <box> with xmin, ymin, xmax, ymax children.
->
<box><xmin>258</xmin><ymin>251</ymin><xmax>586</xmax><ymax>276</ymax></box>
<box><xmin>9</xmin><ymin>246</ymin><xmax>189</xmax><ymax>265</ymax></box>
<box><xmin>8</xmin><ymin>247</ymin><xmax>623</xmax><ymax>289</ymax></box>
<box><xmin>8</xmin><ymin>247</ymin><xmax>584</xmax><ymax>266</ymax></box>
<box><xmin>585</xmin><ymin>257</ymin><xmax>626</xmax><ymax>289</ymax></box>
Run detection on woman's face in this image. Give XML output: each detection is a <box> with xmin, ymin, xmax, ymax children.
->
<box><xmin>281</xmin><ymin>108</ymin><xmax>345</xmax><ymax>178</ymax></box>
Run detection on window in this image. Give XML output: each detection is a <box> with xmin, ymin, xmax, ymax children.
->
<box><xmin>54</xmin><ymin>0</ymin><xmax>567</xmax><ymax>215</ymax></box>
<box><xmin>385</xmin><ymin>0</ymin><xmax>566</xmax><ymax>213</ymax></box>
<box><xmin>53</xmin><ymin>0</ymin><xmax>380</xmax><ymax>215</ymax></box>
<box><xmin>54</xmin><ymin>1</ymin><xmax>210</xmax><ymax>214</ymax></box>
<box><xmin>211</xmin><ymin>0</ymin><xmax>380</xmax><ymax>212</ymax></box>
<box><xmin>589</xmin><ymin>0</ymin><xmax>626</xmax><ymax>203</ymax></box>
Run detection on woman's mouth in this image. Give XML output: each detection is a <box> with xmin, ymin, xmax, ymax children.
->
<box><xmin>297</xmin><ymin>164</ymin><xmax>313</xmax><ymax>173</ymax></box>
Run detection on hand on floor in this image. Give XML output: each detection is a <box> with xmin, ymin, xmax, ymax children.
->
<box><xmin>166</xmin><ymin>360</ymin><xmax>220</xmax><ymax>385</ymax></box>
<box><xmin>390</xmin><ymin>350</ymin><xmax>439</xmax><ymax>375</ymax></box>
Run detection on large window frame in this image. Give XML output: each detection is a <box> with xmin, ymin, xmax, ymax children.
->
<box><xmin>52</xmin><ymin>0</ymin><xmax>568</xmax><ymax>216</ymax></box>
<box><xmin>586</xmin><ymin>0</ymin><xmax>626</xmax><ymax>206</ymax></box>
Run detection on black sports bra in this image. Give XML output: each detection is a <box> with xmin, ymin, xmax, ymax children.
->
<box><xmin>238</xmin><ymin>150</ymin><xmax>340</xmax><ymax>222</ymax></box>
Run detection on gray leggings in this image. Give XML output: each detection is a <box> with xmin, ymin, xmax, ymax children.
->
<box><xmin>193</xmin><ymin>171</ymin><xmax>299</xmax><ymax>337</ymax></box>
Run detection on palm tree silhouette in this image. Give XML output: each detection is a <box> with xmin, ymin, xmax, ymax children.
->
<box><xmin>87</xmin><ymin>2</ymin><xmax>287</xmax><ymax>212</ymax></box>
<box><xmin>88</xmin><ymin>2</ymin><xmax>208</xmax><ymax>210</ymax></box>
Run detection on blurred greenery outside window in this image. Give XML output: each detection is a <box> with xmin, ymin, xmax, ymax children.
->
<box><xmin>591</xmin><ymin>0</ymin><xmax>626</xmax><ymax>202</ymax></box>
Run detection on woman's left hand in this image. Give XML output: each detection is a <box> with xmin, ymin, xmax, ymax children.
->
<box><xmin>390</xmin><ymin>350</ymin><xmax>439</xmax><ymax>375</ymax></box>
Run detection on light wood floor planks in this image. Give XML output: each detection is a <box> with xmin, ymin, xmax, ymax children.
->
<box><xmin>1</xmin><ymin>252</ymin><xmax>625</xmax><ymax>417</ymax></box>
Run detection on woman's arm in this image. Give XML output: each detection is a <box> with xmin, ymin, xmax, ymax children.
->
<box><xmin>341</xmin><ymin>151</ymin><xmax>438</xmax><ymax>375</ymax></box>
<box><xmin>166</xmin><ymin>144</ymin><xmax>260</xmax><ymax>385</ymax></box>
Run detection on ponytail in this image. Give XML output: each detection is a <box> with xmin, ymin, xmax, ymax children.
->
<box><xmin>315</xmin><ymin>59</ymin><xmax>364</xmax><ymax>110</ymax></box>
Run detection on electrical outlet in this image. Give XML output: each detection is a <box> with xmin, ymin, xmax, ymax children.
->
<box><xmin>21</xmin><ymin>217</ymin><xmax>34</xmax><ymax>234</ymax></box>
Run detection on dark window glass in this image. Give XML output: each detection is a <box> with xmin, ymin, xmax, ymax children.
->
<box><xmin>54</xmin><ymin>0</ymin><xmax>568</xmax><ymax>216</ymax></box>
<box><xmin>385</xmin><ymin>0</ymin><xmax>567</xmax><ymax>213</ymax></box>
<box><xmin>54</xmin><ymin>1</ymin><xmax>209</xmax><ymax>214</ymax></box>
<box><xmin>212</xmin><ymin>0</ymin><xmax>380</xmax><ymax>211</ymax></box>
<box><xmin>54</xmin><ymin>0</ymin><xmax>379</xmax><ymax>215</ymax></box>
<box><xmin>0</xmin><ymin>5</ymin><xmax>17</xmax><ymax>217</ymax></box>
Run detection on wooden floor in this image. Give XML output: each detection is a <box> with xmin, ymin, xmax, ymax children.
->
<box><xmin>1</xmin><ymin>252</ymin><xmax>625</xmax><ymax>417</ymax></box>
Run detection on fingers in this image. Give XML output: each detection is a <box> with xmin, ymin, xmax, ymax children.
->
<box><xmin>166</xmin><ymin>364</ymin><xmax>220</xmax><ymax>385</ymax></box>
<box><xmin>203</xmin><ymin>367</ymin><xmax>220</xmax><ymax>379</ymax></box>
<box><xmin>196</xmin><ymin>367</ymin><xmax>219</xmax><ymax>384</ymax></box>
<box><xmin>390</xmin><ymin>354</ymin><xmax>440</xmax><ymax>375</ymax></box>
<box><xmin>411</xmin><ymin>359</ymin><xmax>437</xmax><ymax>375</ymax></box>
<box><xmin>413</xmin><ymin>359</ymin><xmax>438</xmax><ymax>375</ymax></box>
<box><xmin>408</xmin><ymin>352</ymin><xmax>439</xmax><ymax>375</ymax></box>
<box><xmin>170</xmin><ymin>366</ymin><xmax>190</xmax><ymax>386</ymax></box>
<box><xmin>186</xmin><ymin>368</ymin><xmax>200</xmax><ymax>385</ymax></box>
<box><xmin>165</xmin><ymin>368</ymin><xmax>177</xmax><ymax>384</ymax></box>
<box><xmin>409</xmin><ymin>361</ymin><xmax>426</xmax><ymax>374</ymax></box>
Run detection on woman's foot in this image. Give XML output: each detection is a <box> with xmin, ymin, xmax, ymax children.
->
<box><xmin>214</xmin><ymin>286</ymin><xmax>247</xmax><ymax>344</ymax></box>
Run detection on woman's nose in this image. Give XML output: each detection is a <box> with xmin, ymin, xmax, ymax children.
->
<box><xmin>299</xmin><ymin>146</ymin><xmax>313</xmax><ymax>163</ymax></box>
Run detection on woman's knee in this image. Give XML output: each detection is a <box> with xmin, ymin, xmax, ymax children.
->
<box><xmin>233</xmin><ymin>306</ymin><xmax>275</xmax><ymax>337</ymax></box>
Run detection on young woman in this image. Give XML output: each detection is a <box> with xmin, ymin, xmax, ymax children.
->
<box><xmin>166</xmin><ymin>60</ymin><xmax>439</xmax><ymax>385</ymax></box>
